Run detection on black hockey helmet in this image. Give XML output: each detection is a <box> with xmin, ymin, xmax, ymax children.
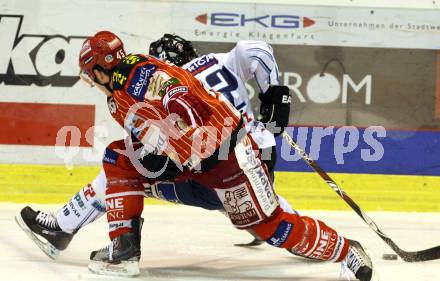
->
<box><xmin>149</xmin><ymin>34</ymin><xmax>198</xmax><ymax>66</ymax></box>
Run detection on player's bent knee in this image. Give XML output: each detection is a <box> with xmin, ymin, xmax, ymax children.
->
<box><xmin>102</xmin><ymin>139</ymin><xmax>141</xmax><ymax>179</ymax></box>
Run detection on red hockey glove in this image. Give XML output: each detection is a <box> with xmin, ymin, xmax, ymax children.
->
<box><xmin>163</xmin><ymin>86</ymin><xmax>211</xmax><ymax>127</ymax></box>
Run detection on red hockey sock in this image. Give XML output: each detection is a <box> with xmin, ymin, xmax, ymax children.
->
<box><xmin>252</xmin><ymin>211</ymin><xmax>349</xmax><ymax>262</ymax></box>
<box><xmin>291</xmin><ymin>216</ymin><xmax>349</xmax><ymax>262</ymax></box>
<box><xmin>105</xmin><ymin>183</ymin><xmax>144</xmax><ymax>240</ymax></box>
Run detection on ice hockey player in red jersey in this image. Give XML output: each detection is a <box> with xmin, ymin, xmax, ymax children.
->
<box><xmin>77</xmin><ymin>31</ymin><xmax>374</xmax><ymax>281</ymax></box>
<box><xmin>15</xmin><ymin>35</ymin><xmax>296</xmax><ymax>260</ymax></box>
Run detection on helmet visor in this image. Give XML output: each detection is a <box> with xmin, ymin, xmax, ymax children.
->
<box><xmin>79</xmin><ymin>70</ymin><xmax>96</xmax><ymax>88</ymax></box>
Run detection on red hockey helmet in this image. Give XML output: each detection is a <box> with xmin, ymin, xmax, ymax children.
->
<box><xmin>79</xmin><ymin>31</ymin><xmax>126</xmax><ymax>81</ymax></box>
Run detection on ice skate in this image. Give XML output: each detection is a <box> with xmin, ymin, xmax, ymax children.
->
<box><xmin>234</xmin><ymin>229</ymin><xmax>265</xmax><ymax>247</ymax></box>
<box><xmin>15</xmin><ymin>206</ymin><xmax>74</xmax><ymax>260</ymax></box>
<box><xmin>88</xmin><ymin>217</ymin><xmax>143</xmax><ymax>277</ymax></box>
<box><xmin>341</xmin><ymin>240</ymin><xmax>374</xmax><ymax>281</ymax></box>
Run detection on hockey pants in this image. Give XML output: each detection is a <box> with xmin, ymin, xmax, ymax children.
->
<box><xmin>102</xmin><ymin>136</ymin><xmax>350</xmax><ymax>262</ymax></box>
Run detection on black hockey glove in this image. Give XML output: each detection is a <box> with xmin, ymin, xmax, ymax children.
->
<box><xmin>259</xmin><ymin>85</ymin><xmax>291</xmax><ymax>136</ymax></box>
<box><xmin>140</xmin><ymin>153</ymin><xmax>182</xmax><ymax>181</ymax></box>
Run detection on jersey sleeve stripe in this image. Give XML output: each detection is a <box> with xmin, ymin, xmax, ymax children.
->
<box><xmin>249</xmin><ymin>56</ymin><xmax>272</xmax><ymax>75</ymax></box>
<box><xmin>247</xmin><ymin>47</ymin><xmax>275</xmax><ymax>63</ymax></box>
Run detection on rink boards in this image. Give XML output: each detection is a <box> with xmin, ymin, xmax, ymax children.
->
<box><xmin>0</xmin><ymin>0</ymin><xmax>439</xmax><ymax>213</ymax></box>
<box><xmin>0</xmin><ymin>164</ymin><xmax>439</xmax><ymax>212</ymax></box>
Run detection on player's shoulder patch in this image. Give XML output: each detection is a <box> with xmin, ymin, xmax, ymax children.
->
<box><xmin>183</xmin><ymin>54</ymin><xmax>218</xmax><ymax>75</ymax></box>
<box><xmin>112</xmin><ymin>55</ymin><xmax>148</xmax><ymax>90</ymax></box>
<box><xmin>158</xmin><ymin>77</ymin><xmax>181</xmax><ymax>97</ymax></box>
<box><xmin>166</xmin><ymin>85</ymin><xmax>188</xmax><ymax>98</ymax></box>
<box><xmin>126</xmin><ymin>63</ymin><xmax>158</xmax><ymax>101</ymax></box>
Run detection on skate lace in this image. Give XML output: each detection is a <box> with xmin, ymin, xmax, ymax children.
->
<box><xmin>340</xmin><ymin>247</ymin><xmax>365</xmax><ymax>280</ymax></box>
<box><xmin>36</xmin><ymin>212</ymin><xmax>58</xmax><ymax>229</ymax></box>
<box><xmin>98</xmin><ymin>238</ymin><xmax>118</xmax><ymax>261</ymax></box>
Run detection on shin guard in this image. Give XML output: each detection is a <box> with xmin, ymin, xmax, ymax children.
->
<box><xmin>252</xmin><ymin>212</ymin><xmax>349</xmax><ymax>262</ymax></box>
<box><xmin>56</xmin><ymin>170</ymin><xmax>107</xmax><ymax>234</ymax></box>
<box><xmin>105</xmin><ymin>183</ymin><xmax>144</xmax><ymax>240</ymax></box>
<box><xmin>103</xmin><ymin>140</ymin><xmax>146</xmax><ymax>240</ymax></box>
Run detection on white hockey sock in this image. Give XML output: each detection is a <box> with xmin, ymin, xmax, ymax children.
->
<box><xmin>277</xmin><ymin>194</ymin><xmax>297</xmax><ymax>215</ymax></box>
<box><xmin>56</xmin><ymin>170</ymin><xmax>107</xmax><ymax>234</ymax></box>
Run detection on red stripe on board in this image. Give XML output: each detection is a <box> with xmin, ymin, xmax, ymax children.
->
<box><xmin>0</xmin><ymin>102</ymin><xmax>95</xmax><ymax>147</ymax></box>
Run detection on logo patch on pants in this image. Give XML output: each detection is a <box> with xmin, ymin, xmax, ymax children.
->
<box><xmin>266</xmin><ymin>220</ymin><xmax>294</xmax><ymax>247</ymax></box>
<box><xmin>234</xmin><ymin>136</ymin><xmax>278</xmax><ymax>217</ymax></box>
<box><xmin>103</xmin><ymin>148</ymin><xmax>119</xmax><ymax>165</ymax></box>
<box><xmin>215</xmin><ymin>183</ymin><xmax>262</xmax><ymax>228</ymax></box>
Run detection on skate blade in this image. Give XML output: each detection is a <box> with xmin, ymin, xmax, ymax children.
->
<box><xmin>340</xmin><ymin>245</ymin><xmax>380</xmax><ymax>281</ymax></box>
<box><xmin>364</xmin><ymin>247</ymin><xmax>380</xmax><ymax>281</ymax></box>
<box><xmin>14</xmin><ymin>215</ymin><xmax>60</xmax><ymax>260</ymax></box>
<box><xmin>88</xmin><ymin>260</ymin><xmax>140</xmax><ymax>277</ymax></box>
<box><xmin>234</xmin><ymin>238</ymin><xmax>265</xmax><ymax>247</ymax></box>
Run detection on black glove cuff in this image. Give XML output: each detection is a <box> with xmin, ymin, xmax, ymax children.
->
<box><xmin>140</xmin><ymin>153</ymin><xmax>182</xmax><ymax>181</ymax></box>
<box><xmin>259</xmin><ymin>85</ymin><xmax>290</xmax><ymax>104</ymax></box>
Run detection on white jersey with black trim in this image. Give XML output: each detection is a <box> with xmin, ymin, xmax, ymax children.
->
<box><xmin>182</xmin><ymin>40</ymin><xmax>280</xmax><ymax>149</ymax></box>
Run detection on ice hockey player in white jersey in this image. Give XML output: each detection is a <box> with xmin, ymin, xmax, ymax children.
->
<box><xmin>151</xmin><ymin>34</ymin><xmax>291</xmax><ymax>148</ymax></box>
<box><xmin>150</xmin><ymin>34</ymin><xmax>294</xmax><ymax>184</ymax></box>
<box><xmin>16</xmin><ymin>34</ymin><xmax>294</xmax><ymax>258</ymax></box>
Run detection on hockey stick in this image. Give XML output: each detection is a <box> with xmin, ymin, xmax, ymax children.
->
<box><xmin>282</xmin><ymin>131</ymin><xmax>440</xmax><ymax>262</ymax></box>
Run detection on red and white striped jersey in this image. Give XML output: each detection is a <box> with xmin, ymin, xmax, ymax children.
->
<box><xmin>108</xmin><ymin>54</ymin><xmax>241</xmax><ymax>168</ymax></box>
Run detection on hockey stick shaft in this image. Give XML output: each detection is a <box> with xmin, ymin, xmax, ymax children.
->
<box><xmin>282</xmin><ymin>132</ymin><xmax>440</xmax><ymax>262</ymax></box>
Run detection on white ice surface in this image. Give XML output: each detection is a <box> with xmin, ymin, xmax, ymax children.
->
<box><xmin>0</xmin><ymin>204</ymin><xmax>439</xmax><ymax>281</ymax></box>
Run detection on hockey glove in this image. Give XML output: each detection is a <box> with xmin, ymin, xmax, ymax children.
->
<box><xmin>163</xmin><ymin>86</ymin><xmax>211</xmax><ymax>128</ymax></box>
<box><xmin>259</xmin><ymin>85</ymin><xmax>291</xmax><ymax>136</ymax></box>
<box><xmin>140</xmin><ymin>153</ymin><xmax>182</xmax><ymax>181</ymax></box>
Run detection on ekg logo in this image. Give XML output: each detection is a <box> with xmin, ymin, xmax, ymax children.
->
<box><xmin>195</xmin><ymin>13</ymin><xmax>315</xmax><ymax>29</ymax></box>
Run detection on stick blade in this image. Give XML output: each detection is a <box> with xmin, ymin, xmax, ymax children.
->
<box><xmin>398</xmin><ymin>245</ymin><xmax>440</xmax><ymax>262</ymax></box>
